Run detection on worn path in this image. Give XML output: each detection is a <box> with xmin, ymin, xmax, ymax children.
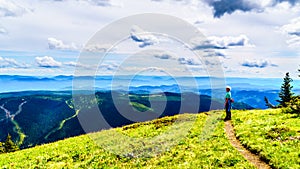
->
<box><xmin>224</xmin><ymin>121</ymin><xmax>271</xmax><ymax>169</ymax></box>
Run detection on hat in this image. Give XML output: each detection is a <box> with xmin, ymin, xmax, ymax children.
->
<box><xmin>226</xmin><ymin>86</ymin><xmax>231</xmax><ymax>90</ymax></box>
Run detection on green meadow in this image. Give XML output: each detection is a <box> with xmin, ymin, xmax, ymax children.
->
<box><xmin>0</xmin><ymin>109</ymin><xmax>299</xmax><ymax>168</ymax></box>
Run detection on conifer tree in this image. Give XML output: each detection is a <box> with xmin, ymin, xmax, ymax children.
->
<box><xmin>277</xmin><ymin>72</ymin><xmax>294</xmax><ymax>107</ymax></box>
<box><xmin>0</xmin><ymin>142</ymin><xmax>4</xmax><ymax>154</ymax></box>
<box><xmin>264</xmin><ymin>96</ymin><xmax>275</xmax><ymax>108</ymax></box>
<box><xmin>4</xmin><ymin>134</ymin><xmax>19</xmax><ymax>153</ymax></box>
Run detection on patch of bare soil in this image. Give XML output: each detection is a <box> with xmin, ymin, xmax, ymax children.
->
<box><xmin>224</xmin><ymin>121</ymin><xmax>271</xmax><ymax>169</ymax></box>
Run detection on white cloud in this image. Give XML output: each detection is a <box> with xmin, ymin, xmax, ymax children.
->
<box><xmin>63</xmin><ymin>61</ymin><xmax>84</xmax><ymax>67</ymax></box>
<box><xmin>151</xmin><ymin>51</ymin><xmax>177</xmax><ymax>60</ymax></box>
<box><xmin>154</xmin><ymin>53</ymin><xmax>174</xmax><ymax>60</ymax></box>
<box><xmin>191</xmin><ymin>35</ymin><xmax>253</xmax><ymax>50</ymax></box>
<box><xmin>286</xmin><ymin>36</ymin><xmax>300</xmax><ymax>47</ymax></box>
<box><xmin>47</xmin><ymin>0</ymin><xmax>114</xmax><ymax>6</ymax></box>
<box><xmin>203</xmin><ymin>49</ymin><xmax>227</xmax><ymax>58</ymax></box>
<box><xmin>57</xmin><ymin>0</ymin><xmax>118</xmax><ymax>7</ymax></box>
<box><xmin>0</xmin><ymin>0</ymin><xmax>29</xmax><ymax>17</ymax></box>
<box><xmin>98</xmin><ymin>63</ymin><xmax>119</xmax><ymax>71</ymax></box>
<box><xmin>0</xmin><ymin>27</ymin><xmax>7</xmax><ymax>34</ymax></box>
<box><xmin>178</xmin><ymin>57</ymin><xmax>201</xmax><ymax>66</ymax></box>
<box><xmin>86</xmin><ymin>0</ymin><xmax>113</xmax><ymax>6</ymax></box>
<box><xmin>241</xmin><ymin>59</ymin><xmax>277</xmax><ymax>68</ymax></box>
<box><xmin>281</xmin><ymin>17</ymin><xmax>300</xmax><ymax>35</ymax></box>
<box><xmin>48</xmin><ymin>37</ymin><xmax>78</xmax><ymax>51</ymax></box>
<box><xmin>210</xmin><ymin>35</ymin><xmax>251</xmax><ymax>47</ymax></box>
<box><xmin>63</xmin><ymin>61</ymin><xmax>95</xmax><ymax>70</ymax></box>
<box><xmin>83</xmin><ymin>44</ymin><xmax>113</xmax><ymax>52</ymax></box>
<box><xmin>0</xmin><ymin>56</ymin><xmax>28</xmax><ymax>68</ymax></box>
<box><xmin>205</xmin><ymin>0</ymin><xmax>299</xmax><ymax>18</ymax></box>
<box><xmin>151</xmin><ymin>0</ymin><xmax>202</xmax><ymax>7</ymax></box>
<box><xmin>144</xmin><ymin>67</ymin><xmax>165</xmax><ymax>73</ymax></box>
<box><xmin>130</xmin><ymin>25</ymin><xmax>159</xmax><ymax>48</ymax></box>
<box><xmin>280</xmin><ymin>17</ymin><xmax>300</xmax><ymax>47</ymax></box>
<box><xmin>63</xmin><ymin>61</ymin><xmax>77</xmax><ymax>67</ymax></box>
<box><xmin>35</xmin><ymin>56</ymin><xmax>62</xmax><ymax>68</ymax></box>
<box><xmin>146</xmin><ymin>50</ymin><xmax>201</xmax><ymax>66</ymax></box>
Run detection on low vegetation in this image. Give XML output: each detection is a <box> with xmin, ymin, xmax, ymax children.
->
<box><xmin>232</xmin><ymin>109</ymin><xmax>300</xmax><ymax>168</ymax></box>
<box><xmin>0</xmin><ymin>108</ymin><xmax>299</xmax><ymax>168</ymax></box>
<box><xmin>282</xmin><ymin>96</ymin><xmax>300</xmax><ymax>116</ymax></box>
<box><xmin>0</xmin><ymin>112</ymin><xmax>255</xmax><ymax>169</ymax></box>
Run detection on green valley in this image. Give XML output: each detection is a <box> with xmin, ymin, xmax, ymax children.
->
<box><xmin>0</xmin><ymin>91</ymin><xmax>252</xmax><ymax>149</ymax></box>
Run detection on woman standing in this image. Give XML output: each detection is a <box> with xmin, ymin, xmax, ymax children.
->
<box><xmin>224</xmin><ymin>86</ymin><xmax>232</xmax><ymax>121</ymax></box>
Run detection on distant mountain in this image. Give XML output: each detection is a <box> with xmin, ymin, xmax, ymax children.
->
<box><xmin>0</xmin><ymin>91</ymin><xmax>252</xmax><ymax>149</ymax></box>
<box><xmin>200</xmin><ymin>89</ymin><xmax>281</xmax><ymax>109</ymax></box>
<box><xmin>1</xmin><ymin>75</ymin><xmax>297</xmax><ymax>108</ymax></box>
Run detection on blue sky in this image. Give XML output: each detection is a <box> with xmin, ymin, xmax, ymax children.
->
<box><xmin>0</xmin><ymin>0</ymin><xmax>300</xmax><ymax>78</ymax></box>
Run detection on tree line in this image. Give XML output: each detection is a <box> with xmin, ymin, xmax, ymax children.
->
<box><xmin>265</xmin><ymin>70</ymin><xmax>300</xmax><ymax>115</ymax></box>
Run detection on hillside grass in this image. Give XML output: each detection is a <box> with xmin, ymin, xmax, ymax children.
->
<box><xmin>232</xmin><ymin>109</ymin><xmax>300</xmax><ymax>168</ymax></box>
<box><xmin>0</xmin><ymin>111</ymin><xmax>254</xmax><ymax>169</ymax></box>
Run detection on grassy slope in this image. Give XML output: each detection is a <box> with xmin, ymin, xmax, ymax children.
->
<box><xmin>232</xmin><ymin>109</ymin><xmax>300</xmax><ymax>168</ymax></box>
<box><xmin>0</xmin><ymin>112</ymin><xmax>254</xmax><ymax>169</ymax></box>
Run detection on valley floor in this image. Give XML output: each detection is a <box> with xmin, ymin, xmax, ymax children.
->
<box><xmin>0</xmin><ymin>109</ymin><xmax>299</xmax><ymax>168</ymax></box>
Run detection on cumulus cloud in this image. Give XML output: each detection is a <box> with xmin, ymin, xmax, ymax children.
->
<box><xmin>87</xmin><ymin>0</ymin><xmax>113</xmax><ymax>6</ymax></box>
<box><xmin>215</xmin><ymin>51</ymin><xmax>226</xmax><ymax>57</ymax></box>
<box><xmin>280</xmin><ymin>17</ymin><xmax>300</xmax><ymax>47</ymax></box>
<box><xmin>35</xmin><ymin>56</ymin><xmax>62</xmax><ymax>68</ymax></box>
<box><xmin>154</xmin><ymin>54</ymin><xmax>173</xmax><ymax>59</ymax></box>
<box><xmin>64</xmin><ymin>61</ymin><xmax>86</xmax><ymax>68</ymax></box>
<box><xmin>50</xmin><ymin>0</ymin><xmax>115</xmax><ymax>6</ymax></box>
<box><xmin>63</xmin><ymin>61</ymin><xmax>77</xmax><ymax>67</ymax></box>
<box><xmin>98</xmin><ymin>63</ymin><xmax>119</xmax><ymax>71</ymax></box>
<box><xmin>144</xmin><ymin>67</ymin><xmax>165</xmax><ymax>72</ymax></box>
<box><xmin>281</xmin><ymin>17</ymin><xmax>300</xmax><ymax>35</ymax></box>
<box><xmin>204</xmin><ymin>0</ymin><xmax>300</xmax><ymax>18</ymax></box>
<box><xmin>192</xmin><ymin>35</ymin><xmax>252</xmax><ymax>50</ymax></box>
<box><xmin>48</xmin><ymin>37</ymin><xmax>78</xmax><ymax>51</ymax></box>
<box><xmin>151</xmin><ymin>0</ymin><xmax>200</xmax><ymax>6</ymax></box>
<box><xmin>178</xmin><ymin>57</ymin><xmax>201</xmax><ymax>66</ymax></box>
<box><xmin>35</xmin><ymin>57</ymin><xmax>95</xmax><ymax>69</ymax></box>
<box><xmin>0</xmin><ymin>57</ymin><xmax>28</xmax><ymax>68</ymax></box>
<box><xmin>64</xmin><ymin>61</ymin><xmax>95</xmax><ymax>70</ymax></box>
<box><xmin>286</xmin><ymin>37</ymin><xmax>300</xmax><ymax>47</ymax></box>
<box><xmin>152</xmin><ymin>51</ymin><xmax>176</xmax><ymax>60</ymax></box>
<box><xmin>147</xmin><ymin>50</ymin><xmax>201</xmax><ymax>66</ymax></box>
<box><xmin>203</xmin><ymin>49</ymin><xmax>227</xmax><ymax>58</ymax></box>
<box><xmin>130</xmin><ymin>25</ymin><xmax>159</xmax><ymax>48</ymax></box>
<box><xmin>83</xmin><ymin>44</ymin><xmax>113</xmax><ymax>52</ymax></box>
<box><xmin>0</xmin><ymin>27</ymin><xmax>7</xmax><ymax>34</ymax></box>
<box><xmin>145</xmin><ymin>50</ymin><xmax>202</xmax><ymax>66</ymax></box>
<box><xmin>204</xmin><ymin>59</ymin><xmax>220</xmax><ymax>66</ymax></box>
<box><xmin>0</xmin><ymin>0</ymin><xmax>28</xmax><ymax>17</ymax></box>
<box><xmin>241</xmin><ymin>59</ymin><xmax>278</xmax><ymax>68</ymax></box>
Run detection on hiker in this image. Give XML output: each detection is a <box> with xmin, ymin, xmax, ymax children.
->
<box><xmin>224</xmin><ymin>86</ymin><xmax>233</xmax><ymax>121</ymax></box>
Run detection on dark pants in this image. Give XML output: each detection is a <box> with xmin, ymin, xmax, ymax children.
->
<box><xmin>225</xmin><ymin>101</ymin><xmax>231</xmax><ymax>120</ymax></box>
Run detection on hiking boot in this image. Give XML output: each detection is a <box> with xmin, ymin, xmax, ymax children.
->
<box><xmin>224</xmin><ymin>117</ymin><xmax>231</xmax><ymax>121</ymax></box>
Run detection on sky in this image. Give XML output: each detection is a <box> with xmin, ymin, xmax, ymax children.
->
<box><xmin>0</xmin><ymin>0</ymin><xmax>300</xmax><ymax>78</ymax></box>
